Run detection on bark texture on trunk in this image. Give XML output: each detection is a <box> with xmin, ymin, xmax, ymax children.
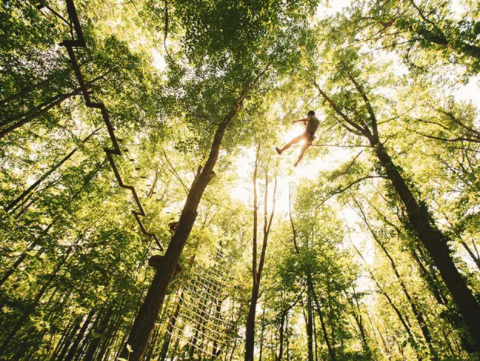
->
<box><xmin>355</xmin><ymin>200</ymin><xmax>436</xmax><ymax>358</ymax></box>
<box><xmin>314</xmin><ymin>77</ymin><xmax>480</xmax><ymax>350</ymax></box>
<box><xmin>83</xmin><ymin>304</ymin><xmax>113</xmax><ymax>361</ymax></box>
<box><xmin>306</xmin><ymin>290</ymin><xmax>314</xmax><ymax>361</ymax></box>
<box><xmin>245</xmin><ymin>144</ymin><xmax>261</xmax><ymax>361</ymax></box>
<box><xmin>245</xmin><ymin>164</ymin><xmax>277</xmax><ymax>361</ymax></box>
<box><xmin>120</xmin><ymin>72</ymin><xmax>266</xmax><ymax>360</ymax></box>
<box><xmin>374</xmin><ymin>143</ymin><xmax>480</xmax><ymax>348</ymax></box>
<box><xmin>64</xmin><ymin>309</ymin><xmax>95</xmax><ymax>361</ymax></box>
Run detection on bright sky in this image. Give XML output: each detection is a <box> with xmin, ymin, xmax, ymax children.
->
<box><xmin>151</xmin><ymin>48</ymin><xmax>167</xmax><ymax>71</ymax></box>
<box><xmin>150</xmin><ymin>0</ymin><xmax>480</xmax><ymax>268</ymax></box>
<box><xmin>227</xmin><ymin>0</ymin><xmax>480</xmax><ymax>218</ymax></box>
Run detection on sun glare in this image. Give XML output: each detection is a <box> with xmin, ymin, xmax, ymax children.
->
<box><xmin>281</xmin><ymin>126</ymin><xmax>305</xmax><ymax>144</ymax></box>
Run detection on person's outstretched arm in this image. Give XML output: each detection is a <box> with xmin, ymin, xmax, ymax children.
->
<box><xmin>291</xmin><ymin>117</ymin><xmax>310</xmax><ymax>125</ymax></box>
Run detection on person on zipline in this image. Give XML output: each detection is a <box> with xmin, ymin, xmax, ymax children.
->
<box><xmin>276</xmin><ymin>110</ymin><xmax>320</xmax><ymax>167</ymax></box>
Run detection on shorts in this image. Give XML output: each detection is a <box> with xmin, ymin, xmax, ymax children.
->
<box><xmin>302</xmin><ymin>131</ymin><xmax>316</xmax><ymax>144</ymax></box>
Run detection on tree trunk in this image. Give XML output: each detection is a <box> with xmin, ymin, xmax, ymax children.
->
<box><xmin>374</xmin><ymin>143</ymin><xmax>480</xmax><ymax>349</ymax></box>
<box><xmin>415</xmin><ymin>28</ymin><xmax>480</xmax><ymax>61</ymax></box>
<box><xmin>316</xmin><ymin>76</ymin><xmax>480</xmax><ymax>348</ymax></box>
<box><xmin>277</xmin><ymin>311</ymin><xmax>287</xmax><ymax>361</ymax></box>
<box><xmin>245</xmin><ymin>144</ymin><xmax>261</xmax><ymax>361</ymax></box>
<box><xmin>352</xmin><ymin>242</ymin><xmax>420</xmax><ymax>356</ymax></box>
<box><xmin>119</xmin><ymin>74</ymin><xmax>263</xmax><ymax>360</ymax></box>
<box><xmin>0</xmin><ymin>245</ymin><xmax>74</xmax><ymax>355</ymax></box>
<box><xmin>245</xmin><ymin>163</ymin><xmax>277</xmax><ymax>361</ymax></box>
<box><xmin>410</xmin><ymin>247</ymin><xmax>448</xmax><ymax>306</ymax></box>
<box><xmin>64</xmin><ymin>309</ymin><xmax>95</xmax><ymax>361</ymax></box>
<box><xmin>5</xmin><ymin>128</ymin><xmax>99</xmax><ymax>212</ymax></box>
<box><xmin>144</xmin><ymin>325</ymin><xmax>160</xmax><ymax>361</ymax></box>
<box><xmin>159</xmin><ymin>290</ymin><xmax>184</xmax><ymax>361</ymax></box>
<box><xmin>289</xmin><ymin>190</ymin><xmax>335</xmax><ymax>360</ymax></box>
<box><xmin>308</xmin><ymin>276</ymin><xmax>336</xmax><ymax>361</ymax></box>
<box><xmin>50</xmin><ymin>318</ymin><xmax>76</xmax><ymax>360</ymax></box>
<box><xmin>96</xmin><ymin>311</ymin><xmax>123</xmax><ymax>361</ymax></box>
<box><xmin>54</xmin><ymin>318</ymin><xmax>82</xmax><ymax>361</ymax></box>
<box><xmin>0</xmin><ymin>222</ymin><xmax>55</xmax><ymax>288</ymax></box>
<box><xmin>0</xmin><ymin>74</ymin><xmax>60</xmax><ymax>108</ymax></box>
<box><xmin>83</xmin><ymin>305</ymin><xmax>114</xmax><ymax>361</ymax></box>
<box><xmin>245</xmin><ymin>279</ymin><xmax>260</xmax><ymax>361</ymax></box>
<box><xmin>351</xmin><ymin>297</ymin><xmax>372</xmax><ymax>357</ymax></box>
<box><xmin>258</xmin><ymin>307</ymin><xmax>266</xmax><ymax>361</ymax></box>
<box><xmin>211</xmin><ymin>297</ymin><xmax>223</xmax><ymax>358</ymax></box>
<box><xmin>355</xmin><ymin>200</ymin><xmax>436</xmax><ymax>358</ymax></box>
<box><xmin>0</xmin><ymin>58</ymin><xmax>93</xmax><ymax>109</ymax></box>
<box><xmin>0</xmin><ymin>73</ymin><xmax>103</xmax><ymax>135</ymax></box>
<box><xmin>0</xmin><ymin>160</ymin><xmax>104</xmax><ymax>291</ymax></box>
<box><xmin>352</xmin><ymin>310</ymin><xmax>369</xmax><ymax>354</ymax></box>
<box><xmin>306</xmin><ymin>288</ymin><xmax>314</xmax><ymax>361</ymax></box>
<box><xmin>460</xmin><ymin>241</ymin><xmax>480</xmax><ymax>271</ymax></box>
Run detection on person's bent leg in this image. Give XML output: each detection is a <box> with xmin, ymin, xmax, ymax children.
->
<box><xmin>294</xmin><ymin>143</ymin><xmax>310</xmax><ymax>167</ymax></box>
<box><xmin>276</xmin><ymin>134</ymin><xmax>304</xmax><ymax>155</ymax></box>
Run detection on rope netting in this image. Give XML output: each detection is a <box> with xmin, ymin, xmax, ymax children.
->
<box><xmin>161</xmin><ymin>250</ymin><xmax>239</xmax><ymax>360</ymax></box>
<box><xmin>37</xmin><ymin>4</ymin><xmax>241</xmax><ymax>358</ymax></box>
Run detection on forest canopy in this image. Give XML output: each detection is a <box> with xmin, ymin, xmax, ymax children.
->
<box><xmin>1</xmin><ymin>0</ymin><xmax>480</xmax><ymax>360</ymax></box>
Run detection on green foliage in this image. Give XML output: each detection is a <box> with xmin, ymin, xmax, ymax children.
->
<box><xmin>1</xmin><ymin>0</ymin><xmax>480</xmax><ymax>360</ymax></box>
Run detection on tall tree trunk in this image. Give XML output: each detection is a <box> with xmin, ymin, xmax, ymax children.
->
<box><xmin>351</xmin><ymin>297</ymin><xmax>372</xmax><ymax>357</ymax></box>
<box><xmin>352</xmin><ymin>309</ymin><xmax>369</xmax><ymax>354</ymax></box>
<box><xmin>120</xmin><ymin>69</ymin><xmax>268</xmax><ymax>360</ymax></box>
<box><xmin>5</xmin><ymin>128</ymin><xmax>99</xmax><ymax>212</ymax></box>
<box><xmin>366</xmin><ymin>311</ymin><xmax>391</xmax><ymax>359</ymax></box>
<box><xmin>64</xmin><ymin>309</ymin><xmax>95</xmax><ymax>361</ymax></box>
<box><xmin>306</xmin><ymin>287</ymin><xmax>314</xmax><ymax>361</ymax></box>
<box><xmin>374</xmin><ymin>143</ymin><xmax>480</xmax><ymax>348</ymax></box>
<box><xmin>245</xmin><ymin>143</ymin><xmax>260</xmax><ymax>361</ymax></box>
<box><xmin>308</xmin><ymin>276</ymin><xmax>336</xmax><ymax>361</ymax></box>
<box><xmin>312</xmin><ymin>306</ymin><xmax>319</xmax><ymax>361</ymax></box>
<box><xmin>97</xmin><ymin>311</ymin><xmax>123</xmax><ymax>361</ymax></box>
<box><xmin>0</xmin><ymin>221</ymin><xmax>55</xmax><ymax>288</ymax></box>
<box><xmin>0</xmin><ymin>245</ymin><xmax>74</xmax><ymax>355</ymax></box>
<box><xmin>277</xmin><ymin>310</ymin><xmax>287</xmax><ymax>361</ymax></box>
<box><xmin>354</xmin><ymin>200</ymin><xmax>436</xmax><ymax>358</ymax></box>
<box><xmin>144</xmin><ymin>325</ymin><xmax>160</xmax><ymax>361</ymax></box>
<box><xmin>258</xmin><ymin>307</ymin><xmax>266</xmax><ymax>361</ymax></box>
<box><xmin>83</xmin><ymin>305</ymin><xmax>114</xmax><ymax>361</ymax></box>
<box><xmin>245</xmin><ymin>163</ymin><xmax>277</xmax><ymax>361</ymax></box>
<box><xmin>414</xmin><ymin>27</ymin><xmax>480</xmax><ymax>61</ymax></box>
<box><xmin>54</xmin><ymin>318</ymin><xmax>82</xmax><ymax>361</ymax></box>
<box><xmin>351</xmin><ymin>242</ymin><xmax>420</xmax><ymax>356</ymax></box>
<box><xmin>245</xmin><ymin>286</ymin><xmax>260</xmax><ymax>361</ymax></box>
<box><xmin>410</xmin><ymin>247</ymin><xmax>448</xmax><ymax>305</ymax></box>
<box><xmin>0</xmin><ymin>74</ymin><xmax>103</xmax><ymax>135</ymax></box>
<box><xmin>288</xmin><ymin>191</ymin><xmax>335</xmax><ymax>360</ymax></box>
<box><xmin>0</xmin><ymin>58</ymin><xmax>93</xmax><ymax>108</ymax></box>
<box><xmin>0</xmin><ymin>73</ymin><xmax>61</xmax><ymax>108</ymax></box>
<box><xmin>211</xmin><ymin>297</ymin><xmax>223</xmax><ymax>358</ymax></box>
<box><xmin>315</xmin><ymin>79</ymin><xmax>480</xmax><ymax>350</ymax></box>
<box><xmin>276</xmin><ymin>296</ymin><xmax>301</xmax><ymax>361</ymax></box>
<box><xmin>371</xmin><ymin>206</ymin><xmax>450</xmax><ymax>307</ymax></box>
<box><xmin>159</xmin><ymin>290</ymin><xmax>184</xmax><ymax>361</ymax></box>
<box><xmin>50</xmin><ymin>317</ymin><xmax>77</xmax><ymax>360</ymax></box>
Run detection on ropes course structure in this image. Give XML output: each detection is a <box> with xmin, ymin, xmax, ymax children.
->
<box><xmin>37</xmin><ymin>0</ymin><xmax>163</xmax><ymax>251</ymax></box>
<box><xmin>156</xmin><ymin>250</ymin><xmax>239</xmax><ymax>360</ymax></box>
<box><xmin>34</xmin><ymin>3</ymin><xmax>240</xmax><ymax>359</ymax></box>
